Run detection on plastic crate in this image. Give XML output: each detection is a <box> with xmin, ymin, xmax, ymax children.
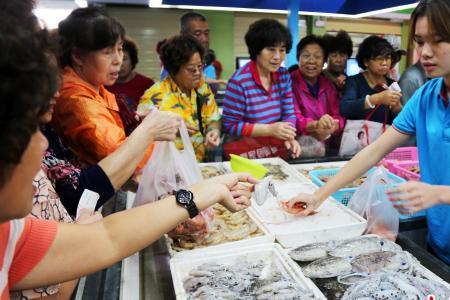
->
<box><xmin>391</xmin><ymin>160</ymin><xmax>420</xmax><ymax>181</ymax></box>
<box><xmin>309</xmin><ymin>167</ymin><xmax>425</xmax><ymax>220</ymax></box>
<box><xmin>379</xmin><ymin>147</ymin><xmax>419</xmax><ymax>172</ymax></box>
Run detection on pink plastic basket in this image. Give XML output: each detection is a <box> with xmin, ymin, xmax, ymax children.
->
<box><xmin>391</xmin><ymin>160</ymin><xmax>420</xmax><ymax>181</ymax></box>
<box><xmin>379</xmin><ymin>147</ymin><xmax>419</xmax><ymax>172</ymax></box>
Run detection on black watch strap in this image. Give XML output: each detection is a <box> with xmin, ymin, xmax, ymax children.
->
<box><xmin>174</xmin><ymin>189</ymin><xmax>199</xmax><ymax>218</ymax></box>
<box><xmin>186</xmin><ymin>201</ymin><xmax>199</xmax><ymax>219</ymax></box>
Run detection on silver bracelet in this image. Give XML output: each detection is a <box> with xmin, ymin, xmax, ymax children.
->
<box><xmin>365</xmin><ymin>94</ymin><xmax>375</xmax><ymax>109</ymax></box>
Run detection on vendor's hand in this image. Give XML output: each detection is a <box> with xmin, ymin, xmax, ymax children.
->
<box><xmin>270</xmin><ymin>122</ymin><xmax>297</xmax><ymax>141</ymax></box>
<box><xmin>186</xmin><ymin>122</ymin><xmax>199</xmax><ymax>136</ymax></box>
<box><xmin>141</xmin><ymin>111</ymin><xmax>180</xmax><ymax>141</ymax></box>
<box><xmin>203</xmin><ymin>173</ymin><xmax>258</xmax><ymax>212</ymax></box>
<box><xmin>204</xmin><ymin>129</ymin><xmax>220</xmax><ymax>148</ymax></box>
<box><xmin>387</xmin><ymin>182</ymin><xmax>450</xmax><ymax>214</ymax></box>
<box><xmin>76</xmin><ymin>209</ymin><xmax>103</xmax><ymax>224</ymax></box>
<box><xmin>372</xmin><ymin>90</ymin><xmax>402</xmax><ymax>107</ymax></box>
<box><xmin>286</xmin><ymin>193</ymin><xmax>322</xmax><ymax>216</ymax></box>
<box><xmin>284</xmin><ymin>139</ymin><xmax>302</xmax><ymax>158</ymax></box>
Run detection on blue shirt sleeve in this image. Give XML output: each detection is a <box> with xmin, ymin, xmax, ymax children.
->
<box><xmin>204</xmin><ymin>65</ymin><xmax>217</xmax><ymax>80</ymax></box>
<box><xmin>392</xmin><ymin>89</ymin><xmax>419</xmax><ymax>135</ymax></box>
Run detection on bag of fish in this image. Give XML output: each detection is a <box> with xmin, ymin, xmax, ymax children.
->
<box><xmin>134</xmin><ymin>121</ymin><xmax>214</xmax><ymax>240</ymax></box>
<box><xmin>348</xmin><ymin>167</ymin><xmax>400</xmax><ymax>241</ymax></box>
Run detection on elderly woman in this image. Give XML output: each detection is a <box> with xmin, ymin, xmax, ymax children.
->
<box><xmin>291</xmin><ymin>35</ymin><xmax>345</xmax><ymax>155</ymax></box>
<box><xmin>340</xmin><ymin>36</ymin><xmax>403</xmax><ymax>124</ymax></box>
<box><xmin>222</xmin><ymin>19</ymin><xmax>301</xmax><ymax>159</ymax></box>
<box><xmin>138</xmin><ymin>35</ymin><xmax>221</xmax><ymax>162</ymax></box>
<box><xmin>52</xmin><ymin>8</ymin><xmax>154</xmax><ymax>168</ymax></box>
<box><xmin>322</xmin><ymin>30</ymin><xmax>353</xmax><ymax>94</ymax></box>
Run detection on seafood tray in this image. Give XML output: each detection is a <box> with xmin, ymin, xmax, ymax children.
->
<box><xmin>170</xmin><ymin>243</ymin><xmax>326</xmax><ymax>299</ymax></box>
<box><xmin>199</xmin><ymin>162</ymin><xmax>231</xmax><ymax>179</ymax></box>
<box><xmin>224</xmin><ymin>157</ymin><xmax>310</xmax><ymax>183</ymax></box>
<box><xmin>287</xmin><ymin>235</ymin><xmax>450</xmax><ymax>300</ymax></box>
<box><xmin>293</xmin><ymin>161</ymin><xmax>348</xmax><ymax>181</ymax></box>
<box><xmin>309</xmin><ymin>167</ymin><xmax>426</xmax><ymax>220</ymax></box>
<box><xmin>391</xmin><ymin>160</ymin><xmax>421</xmax><ymax>181</ymax></box>
<box><xmin>165</xmin><ymin>208</ymin><xmax>275</xmax><ymax>258</ymax></box>
<box><xmin>249</xmin><ymin>182</ymin><xmax>367</xmax><ymax>248</ymax></box>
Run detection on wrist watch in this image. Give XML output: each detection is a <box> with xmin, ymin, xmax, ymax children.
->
<box><xmin>174</xmin><ymin>189</ymin><xmax>199</xmax><ymax>218</ymax></box>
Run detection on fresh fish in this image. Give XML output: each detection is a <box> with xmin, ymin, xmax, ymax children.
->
<box><xmin>289</xmin><ymin>242</ymin><xmax>329</xmax><ymax>262</ymax></box>
<box><xmin>302</xmin><ymin>256</ymin><xmax>353</xmax><ymax>278</ymax></box>
<box><xmin>329</xmin><ymin>236</ymin><xmax>383</xmax><ymax>258</ymax></box>
<box><xmin>351</xmin><ymin>251</ymin><xmax>412</xmax><ymax>273</ymax></box>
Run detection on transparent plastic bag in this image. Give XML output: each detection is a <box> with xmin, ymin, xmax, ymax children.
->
<box><xmin>134</xmin><ymin>121</ymin><xmax>214</xmax><ymax>240</ymax></box>
<box><xmin>297</xmin><ymin>135</ymin><xmax>325</xmax><ymax>157</ymax></box>
<box><xmin>348</xmin><ymin>167</ymin><xmax>399</xmax><ymax>241</ymax></box>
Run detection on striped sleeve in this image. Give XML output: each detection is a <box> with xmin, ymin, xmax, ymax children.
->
<box><xmin>222</xmin><ymin>78</ymin><xmax>249</xmax><ymax>136</ymax></box>
<box><xmin>279</xmin><ymin>72</ymin><xmax>297</xmax><ymax>128</ymax></box>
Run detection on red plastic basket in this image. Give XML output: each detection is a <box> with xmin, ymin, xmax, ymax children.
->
<box><xmin>391</xmin><ymin>160</ymin><xmax>420</xmax><ymax>181</ymax></box>
<box><xmin>379</xmin><ymin>147</ymin><xmax>419</xmax><ymax>172</ymax></box>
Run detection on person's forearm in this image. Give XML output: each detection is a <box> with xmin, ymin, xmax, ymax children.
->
<box><xmin>250</xmin><ymin>124</ymin><xmax>272</xmax><ymax>137</ymax></box>
<box><xmin>16</xmin><ymin>183</ymin><xmax>228</xmax><ymax>289</ymax></box>
<box><xmin>438</xmin><ymin>186</ymin><xmax>450</xmax><ymax>205</ymax></box>
<box><xmin>97</xmin><ymin>122</ymin><xmax>154</xmax><ymax>190</ymax></box>
<box><xmin>314</xmin><ymin>128</ymin><xmax>404</xmax><ymax>202</ymax></box>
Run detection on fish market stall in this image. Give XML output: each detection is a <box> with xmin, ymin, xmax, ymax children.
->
<box><xmin>114</xmin><ymin>158</ymin><xmax>448</xmax><ymax>300</ymax></box>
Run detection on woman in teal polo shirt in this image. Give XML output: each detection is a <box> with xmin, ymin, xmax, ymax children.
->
<box><xmin>288</xmin><ymin>0</ymin><xmax>450</xmax><ymax>264</ymax></box>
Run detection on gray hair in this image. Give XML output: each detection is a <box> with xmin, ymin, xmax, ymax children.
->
<box><xmin>180</xmin><ymin>11</ymin><xmax>207</xmax><ymax>33</ymax></box>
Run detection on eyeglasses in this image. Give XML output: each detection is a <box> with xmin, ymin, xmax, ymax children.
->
<box><xmin>184</xmin><ymin>65</ymin><xmax>203</xmax><ymax>75</ymax></box>
<box><xmin>371</xmin><ymin>56</ymin><xmax>392</xmax><ymax>63</ymax></box>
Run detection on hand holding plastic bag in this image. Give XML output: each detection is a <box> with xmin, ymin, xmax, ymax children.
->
<box><xmin>134</xmin><ymin>121</ymin><xmax>214</xmax><ymax>240</ymax></box>
<box><xmin>348</xmin><ymin>167</ymin><xmax>400</xmax><ymax>241</ymax></box>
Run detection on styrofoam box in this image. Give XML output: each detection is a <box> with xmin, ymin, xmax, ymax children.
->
<box><xmin>170</xmin><ymin>243</ymin><xmax>327</xmax><ymax>300</ymax></box>
<box><xmin>250</xmin><ymin>182</ymin><xmax>367</xmax><ymax>248</ymax></box>
<box><xmin>165</xmin><ymin>208</ymin><xmax>275</xmax><ymax>258</ymax></box>
<box><xmin>223</xmin><ymin>157</ymin><xmax>311</xmax><ymax>183</ymax></box>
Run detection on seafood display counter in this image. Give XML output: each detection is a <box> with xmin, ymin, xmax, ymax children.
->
<box><xmin>115</xmin><ymin>159</ymin><xmax>448</xmax><ymax>300</ymax></box>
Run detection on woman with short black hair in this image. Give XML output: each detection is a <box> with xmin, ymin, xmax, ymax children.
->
<box><xmin>340</xmin><ymin>35</ymin><xmax>403</xmax><ymax>124</ymax></box>
<box><xmin>222</xmin><ymin>19</ymin><xmax>301</xmax><ymax>159</ymax></box>
<box><xmin>138</xmin><ymin>35</ymin><xmax>221</xmax><ymax>162</ymax></box>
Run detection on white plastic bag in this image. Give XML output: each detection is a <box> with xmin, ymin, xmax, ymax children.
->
<box><xmin>134</xmin><ymin>121</ymin><xmax>214</xmax><ymax>240</ymax></box>
<box><xmin>297</xmin><ymin>135</ymin><xmax>325</xmax><ymax>157</ymax></box>
<box><xmin>348</xmin><ymin>167</ymin><xmax>400</xmax><ymax>241</ymax></box>
<box><xmin>339</xmin><ymin>119</ymin><xmax>385</xmax><ymax>156</ymax></box>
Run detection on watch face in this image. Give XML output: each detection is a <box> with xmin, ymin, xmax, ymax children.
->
<box><xmin>177</xmin><ymin>190</ymin><xmax>192</xmax><ymax>205</ymax></box>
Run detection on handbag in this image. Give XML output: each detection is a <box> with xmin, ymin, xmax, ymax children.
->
<box><xmin>339</xmin><ymin>103</ymin><xmax>387</xmax><ymax>156</ymax></box>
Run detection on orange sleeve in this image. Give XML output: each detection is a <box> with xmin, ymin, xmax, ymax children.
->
<box><xmin>53</xmin><ymin>96</ymin><xmax>127</xmax><ymax>165</ymax></box>
<box><xmin>9</xmin><ymin>219</ymin><xmax>57</xmax><ymax>288</ymax></box>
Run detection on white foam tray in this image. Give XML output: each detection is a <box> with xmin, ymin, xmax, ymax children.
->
<box><xmin>170</xmin><ymin>243</ymin><xmax>326</xmax><ymax>300</ymax></box>
<box><xmin>165</xmin><ymin>208</ymin><xmax>275</xmax><ymax>258</ymax></box>
<box><xmin>223</xmin><ymin>157</ymin><xmax>311</xmax><ymax>183</ymax></box>
<box><xmin>250</xmin><ymin>182</ymin><xmax>367</xmax><ymax>248</ymax></box>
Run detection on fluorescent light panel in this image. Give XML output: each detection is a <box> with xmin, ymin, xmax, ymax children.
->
<box><xmin>148</xmin><ymin>1</ymin><xmax>418</xmax><ymax>19</ymax></box>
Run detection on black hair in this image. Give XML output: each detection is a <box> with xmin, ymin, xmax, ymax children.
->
<box><xmin>0</xmin><ymin>5</ymin><xmax>59</xmax><ymax>188</ymax></box>
<box><xmin>323</xmin><ymin>30</ymin><xmax>353</xmax><ymax>58</ymax></box>
<box><xmin>204</xmin><ymin>49</ymin><xmax>216</xmax><ymax>66</ymax></box>
<box><xmin>58</xmin><ymin>7</ymin><xmax>125</xmax><ymax>68</ymax></box>
<box><xmin>123</xmin><ymin>36</ymin><xmax>139</xmax><ymax>69</ymax></box>
<box><xmin>296</xmin><ymin>35</ymin><xmax>328</xmax><ymax>62</ymax></box>
<box><xmin>180</xmin><ymin>11</ymin><xmax>207</xmax><ymax>33</ymax></box>
<box><xmin>160</xmin><ymin>35</ymin><xmax>205</xmax><ymax>77</ymax></box>
<box><xmin>411</xmin><ymin>0</ymin><xmax>450</xmax><ymax>43</ymax></box>
<box><xmin>245</xmin><ymin>19</ymin><xmax>292</xmax><ymax>61</ymax></box>
<box><xmin>356</xmin><ymin>35</ymin><xmax>395</xmax><ymax>70</ymax></box>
